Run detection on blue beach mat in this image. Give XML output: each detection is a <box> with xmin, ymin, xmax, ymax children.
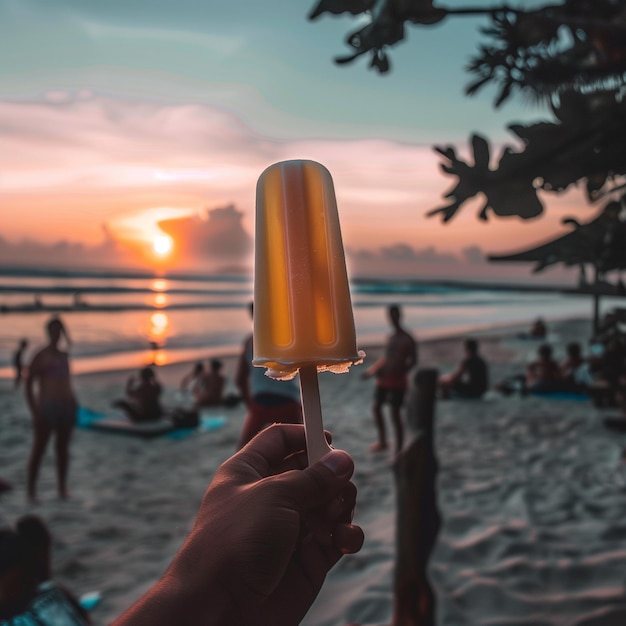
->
<box><xmin>166</xmin><ymin>415</ymin><xmax>227</xmax><ymax>440</ymax></box>
<box><xmin>77</xmin><ymin>406</ymin><xmax>174</xmax><ymax>438</ymax></box>
<box><xmin>531</xmin><ymin>391</ymin><xmax>590</xmax><ymax>402</ymax></box>
<box><xmin>76</xmin><ymin>406</ymin><xmax>107</xmax><ymax>428</ymax></box>
<box><xmin>77</xmin><ymin>407</ymin><xmax>226</xmax><ymax>439</ymax></box>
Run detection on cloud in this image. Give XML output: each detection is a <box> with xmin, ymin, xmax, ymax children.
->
<box><xmin>157</xmin><ymin>204</ymin><xmax>253</xmax><ymax>263</ymax></box>
<box><xmin>0</xmin><ymin>95</ymin><xmax>592</xmax><ymax>281</ymax></box>
<box><xmin>462</xmin><ymin>245</ymin><xmax>485</xmax><ymax>264</ymax></box>
<box><xmin>378</xmin><ymin>243</ymin><xmax>458</xmax><ymax>264</ymax></box>
<box><xmin>346</xmin><ymin>242</ymin><xmax>577</xmax><ymax>283</ymax></box>
<box><xmin>0</xmin><ymin>225</ymin><xmax>135</xmax><ymax>269</ymax></box>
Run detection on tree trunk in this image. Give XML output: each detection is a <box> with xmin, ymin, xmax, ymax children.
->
<box><xmin>390</xmin><ymin>369</ymin><xmax>441</xmax><ymax>626</ymax></box>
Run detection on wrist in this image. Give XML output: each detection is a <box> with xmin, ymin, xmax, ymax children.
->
<box><xmin>114</xmin><ymin>565</ymin><xmax>242</xmax><ymax>626</ymax></box>
<box><xmin>165</xmin><ymin>542</ymin><xmax>243</xmax><ymax>626</ymax></box>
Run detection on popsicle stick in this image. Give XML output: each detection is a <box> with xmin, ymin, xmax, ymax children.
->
<box><xmin>299</xmin><ymin>365</ymin><xmax>332</xmax><ymax>464</ymax></box>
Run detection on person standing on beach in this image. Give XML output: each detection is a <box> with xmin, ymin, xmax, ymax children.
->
<box><xmin>361</xmin><ymin>304</ymin><xmax>417</xmax><ymax>454</ymax></box>
<box><xmin>235</xmin><ymin>302</ymin><xmax>302</xmax><ymax>449</ymax></box>
<box><xmin>13</xmin><ymin>339</ymin><xmax>28</xmax><ymax>389</ymax></box>
<box><xmin>25</xmin><ymin>317</ymin><xmax>77</xmax><ymax>502</ymax></box>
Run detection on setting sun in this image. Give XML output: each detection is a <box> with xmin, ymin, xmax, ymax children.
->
<box><xmin>153</xmin><ymin>234</ymin><xmax>173</xmax><ymax>257</ymax></box>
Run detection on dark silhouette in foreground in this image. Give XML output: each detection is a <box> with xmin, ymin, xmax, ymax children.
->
<box><xmin>0</xmin><ymin>515</ymin><xmax>90</xmax><ymax>624</ymax></box>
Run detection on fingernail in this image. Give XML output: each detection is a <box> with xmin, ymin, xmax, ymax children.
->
<box><xmin>321</xmin><ymin>450</ymin><xmax>352</xmax><ymax>479</ymax></box>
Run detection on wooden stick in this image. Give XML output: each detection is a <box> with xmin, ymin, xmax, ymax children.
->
<box><xmin>299</xmin><ymin>365</ymin><xmax>332</xmax><ymax>464</ymax></box>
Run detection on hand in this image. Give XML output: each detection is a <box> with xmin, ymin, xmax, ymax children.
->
<box><xmin>117</xmin><ymin>424</ymin><xmax>364</xmax><ymax>626</ymax></box>
<box><xmin>179</xmin><ymin>424</ymin><xmax>363</xmax><ymax>625</ymax></box>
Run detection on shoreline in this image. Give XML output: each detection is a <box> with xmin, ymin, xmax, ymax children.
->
<box><xmin>0</xmin><ymin>313</ymin><xmax>594</xmax><ymax>382</ymax></box>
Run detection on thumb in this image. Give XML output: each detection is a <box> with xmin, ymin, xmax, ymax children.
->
<box><xmin>272</xmin><ymin>449</ymin><xmax>355</xmax><ymax>510</ymax></box>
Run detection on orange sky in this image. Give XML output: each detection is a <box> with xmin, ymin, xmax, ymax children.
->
<box><xmin>0</xmin><ymin>97</ymin><xmax>601</xmax><ymax>281</ymax></box>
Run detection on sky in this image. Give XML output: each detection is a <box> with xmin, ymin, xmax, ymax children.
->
<box><xmin>0</xmin><ymin>0</ymin><xmax>595</xmax><ymax>281</ymax></box>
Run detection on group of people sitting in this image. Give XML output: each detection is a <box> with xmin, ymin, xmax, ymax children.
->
<box><xmin>435</xmin><ymin>328</ymin><xmax>602</xmax><ymax>401</ymax></box>
<box><xmin>495</xmin><ymin>341</ymin><xmax>593</xmax><ymax>396</ymax></box>
<box><xmin>112</xmin><ymin>359</ymin><xmax>238</xmax><ymax>425</ymax></box>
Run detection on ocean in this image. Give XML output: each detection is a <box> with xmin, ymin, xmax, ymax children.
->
<box><xmin>0</xmin><ymin>268</ymin><xmax>619</xmax><ymax>379</ymax></box>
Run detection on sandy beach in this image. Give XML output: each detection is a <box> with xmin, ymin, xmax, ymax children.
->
<box><xmin>2</xmin><ymin>316</ymin><xmax>626</xmax><ymax>625</ymax></box>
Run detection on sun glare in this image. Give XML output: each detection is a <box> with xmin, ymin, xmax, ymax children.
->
<box><xmin>153</xmin><ymin>234</ymin><xmax>173</xmax><ymax>257</ymax></box>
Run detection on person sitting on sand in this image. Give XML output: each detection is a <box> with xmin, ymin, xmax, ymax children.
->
<box><xmin>525</xmin><ymin>343</ymin><xmax>562</xmax><ymax>393</ymax></box>
<box><xmin>113</xmin><ymin>366</ymin><xmax>163</xmax><ymax>423</ymax></box>
<box><xmin>530</xmin><ymin>317</ymin><xmax>547</xmax><ymax>339</ymax></box>
<box><xmin>361</xmin><ymin>304</ymin><xmax>417</xmax><ymax>455</ymax></box>
<box><xmin>193</xmin><ymin>359</ymin><xmax>225</xmax><ymax>408</ymax></box>
<box><xmin>25</xmin><ymin>317</ymin><xmax>77</xmax><ymax>502</ymax></box>
<box><xmin>112</xmin><ymin>424</ymin><xmax>363</xmax><ymax>626</ymax></box>
<box><xmin>439</xmin><ymin>339</ymin><xmax>489</xmax><ymax>400</ymax></box>
<box><xmin>179</xmin><ymin>361</ymin><xmax>204</xmax><ymax>395</ymax></box>
<box><xmin>0</xmin><ymin>516</ymin><xmax>90</xmax><ymax>624</ymax></box>
<box><xmin>559</xmin><ymin>342</ymin><xmax>593</xmax><ymax>391</ymax></box>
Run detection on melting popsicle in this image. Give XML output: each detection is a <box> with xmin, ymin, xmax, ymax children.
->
<box><xmin>253</xmin><ymin>159</ymin><xmax>364</xmax><ymax>463</ymax></box>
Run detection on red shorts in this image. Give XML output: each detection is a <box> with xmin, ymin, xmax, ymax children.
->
<box><xmin>239</xmin><ymin>398</ymin><xmax>302</xmax><ymax>447</ymax></box>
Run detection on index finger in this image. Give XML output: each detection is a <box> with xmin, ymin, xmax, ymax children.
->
<box><xmin>231</xmin><ymin>424</ymin><xmax>332</xmax><ymax>479</ymax></box>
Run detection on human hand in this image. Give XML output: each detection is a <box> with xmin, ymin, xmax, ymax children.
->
<box><xmin>168</xmin><ymin>424</ymin><xmax>364</xmax><ymax>626</ymax></box>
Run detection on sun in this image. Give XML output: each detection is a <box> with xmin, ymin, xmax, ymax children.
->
<box><xmin>153</xmin><ymin>234</ymin><xmax>173</xmax><ymax>257</ymax></box>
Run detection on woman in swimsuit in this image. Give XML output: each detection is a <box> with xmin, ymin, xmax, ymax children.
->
<box><xmin>25</xmin><ymin>317</ymin><xmax>77</xmax><ymax>502</ymax></box>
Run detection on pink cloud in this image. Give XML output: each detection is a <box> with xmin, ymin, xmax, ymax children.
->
<box><xmin>0</xmin><ymin>95</ymin><xmax>600</xmax><ymax>281</ymax></box>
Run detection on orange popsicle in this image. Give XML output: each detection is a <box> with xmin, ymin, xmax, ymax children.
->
<box><xmin>253</xmin><ymin>159</ymin><xmax>364</xmax><ymax>462</ymax></box>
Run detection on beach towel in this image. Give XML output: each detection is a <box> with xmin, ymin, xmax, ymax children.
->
<box><xmin>531</xmin><ymin>391</ymin><xmax>590</xmax><ymax>402</ymax></box>
<box><xmin>77</xmin><ymin>406</ymin><xmax>174</xmax><ymax>438</ymax></box>
<box><xmin>89</xmin><ymin>418</ymin><xmax>175</xmax><ymax>438</ymax></box>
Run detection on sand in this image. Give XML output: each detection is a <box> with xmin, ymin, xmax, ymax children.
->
<box><xmin>2</xmin><ymin>317</ymin><xmax>626</xmax><ymax>625</ymax></box>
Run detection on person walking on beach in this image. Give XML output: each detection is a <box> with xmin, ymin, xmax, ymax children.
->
<box><xmin>361</xmin><ymin>304</ymin><xmax>417</xmax><ymax>454</ymax></box>
<box><xmin>25</xmin><ymin>317</ymin><xmax>77</xmax><ymax>502</ymax></box>
<box><xmin>235</xmin><ymin>302</ymin><xmax>302</xmax><ymax>449</ymax></box>
<box><xmin>439</xmin><ymin>338</ymin><xmax>489</xmax><ymax>399</ymax></box>
<box><xmin>13</xmin><ymin>338</ymin><xmax>28</xmax><ymax>389</ymax></box>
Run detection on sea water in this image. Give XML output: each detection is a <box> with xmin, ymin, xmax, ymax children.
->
<box><xmin>0</xmin><ymin>268</ymin><xmax>620</xmax><ymax>378</ymax></box>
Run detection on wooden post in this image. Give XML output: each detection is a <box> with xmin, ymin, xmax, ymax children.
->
<box><xmin>390</xmin><ymin>368</ymin><xmax>441</xmax><ymax>626</ymax></box>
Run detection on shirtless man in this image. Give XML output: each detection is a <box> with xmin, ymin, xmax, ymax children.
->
<box><xmin>361</xmin><ymin>304</ymin><xmax>417</xmax><ymax>454</ymax></box>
